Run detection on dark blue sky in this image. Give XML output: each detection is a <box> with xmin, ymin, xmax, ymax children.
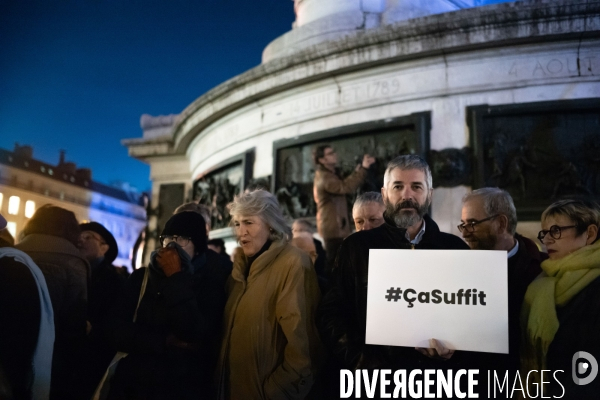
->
<box><xmin>0</xmin><ymin>0</ymin><xmax>295</xmax><ymax>192</ymax></box>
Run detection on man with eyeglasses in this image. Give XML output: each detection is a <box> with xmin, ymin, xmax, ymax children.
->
<box><xmin>459</xmin><ymin>187</ymin><xmax>543</xmax><ymax>378</ymax></box>
<box><xmin>313</xmin><ymin>144</ymin><xmax>375</xmax><ymax>272</ymax></box>
<box><xmin>74</xmin><ymin>222</ymin><xmax>126</xmax><ymax>399</ymax></box>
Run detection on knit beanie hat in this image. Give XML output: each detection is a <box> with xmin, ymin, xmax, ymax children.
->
<box><xmin>161</xmin><ymin>212</ymin><xmax>207</xmax><ymax>254</ymax></box>
<box><xmin>80</xmin><ymin>222</ymin><xmax>119</xmax><ymax>263</ymax></box>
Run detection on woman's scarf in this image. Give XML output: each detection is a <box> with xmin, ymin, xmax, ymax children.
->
<box><xmin>521</xmin><ymin>240</ymin><xmax>600</xmax><ymax>377</ymax></box>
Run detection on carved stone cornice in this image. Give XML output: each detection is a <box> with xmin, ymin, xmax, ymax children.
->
<box><xmin>124</xmin><ymin>1</ymin><xmax>600</xmax><ymax>160</ymax></box>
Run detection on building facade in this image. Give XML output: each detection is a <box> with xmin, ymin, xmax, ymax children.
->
<box><xmin>124</xmin><ymin>0</ymin><xmax>600</xmax><ymax>255</ymax></box>
<box><xmin>0</xmin><ymin>145</ymin><xmax>147</xmax><ymax>270</ymax></box>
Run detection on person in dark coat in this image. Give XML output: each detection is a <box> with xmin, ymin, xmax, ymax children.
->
<box><xmin>459</xmin><ymin>188</ymin><xmax>544</xmax><ymax>392</ymax></box>
<box><xmin>72</xmin><ymin>222</ymin><xmax>126</xmax><ymax>398</ymax></box>
<box><xmin>106</xmin><ymin>212</ymin><xmax>230</xmax><ymax>400</ymax></box>
<box><xmin>318</xmin><ymin>155</ymin><xmax>468</xmax><ymax>397</ymax></box>
<box><xmin>16</xmin><ymin>204</ymin><xmax>89</xmax><ymax>400</ymax></box>
<box><xmin>0</xmin><ymin>213</ymin><xmax>54</xmax><ymax>400</ymax></box>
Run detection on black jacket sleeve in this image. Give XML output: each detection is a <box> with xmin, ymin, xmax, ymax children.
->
<box><xmin>106</xmin><ymin>268</ymin><xmax>167</xmax><ymax>355</ymax></box>
<box><xmin>318</xmin><ymin>235</ymin><xmax>371</xmax><ymax>369</ymax></box>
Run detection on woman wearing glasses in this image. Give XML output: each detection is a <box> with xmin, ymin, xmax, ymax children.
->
<box><xmin>522</xmin><ymin>199</ymin><xmax>600</xmax><ymax>397</ymax></box>
<box><xmin>216</xmin><ymin>190</ymin><xmax>322</xmax><ymax>400</ymax></box>
<box><xmin>106</xmin><ymin>211</ymin><xmax>230</xmax><ymax>400</ymax></box>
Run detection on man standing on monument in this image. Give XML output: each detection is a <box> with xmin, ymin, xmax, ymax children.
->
<box><xmin>319</xmin><ymin>154</ymin><xmax>468</xmax><ymax>374</ymax></box>
<box><xmin>459</xmin><ymin>187</ymin><xmax>543</xmax><ymax>373</ymax></box>
<box><xmin>313</xmin><ymin>144</ymin><xmax>375</xmax><ymax>270</ymax></box>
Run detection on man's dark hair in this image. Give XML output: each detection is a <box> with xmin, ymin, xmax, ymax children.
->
<box><xmin>22</xmin><ymin>204</ymin><xmax>80</xmax><ymax>246</ymax></box>
<box><xmin>313</xmin><ymin>144</ymin><xmax>331</xmax><ymax>166</ymax></box>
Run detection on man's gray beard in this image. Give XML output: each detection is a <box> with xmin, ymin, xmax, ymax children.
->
<box><xmin>384</xmin><ymin>199</ymin><xmax>430</xmax><ymax>229</ymax></box>
<box><xmin>392</xmin><ymin>210</ymin><xmax>422</xmax><ymax>229</ymax></box>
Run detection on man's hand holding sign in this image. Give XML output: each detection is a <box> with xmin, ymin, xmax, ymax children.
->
<box><xmin>416</xmin><ymin>338</ymin><xmax>455</xmax><ymax>360</ymax></box>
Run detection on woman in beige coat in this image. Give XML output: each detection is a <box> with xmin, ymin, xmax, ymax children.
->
<box><xmin>216</xmin><ymin>190</ymin><xmax>322</xmax><ymax>400</ymax></box>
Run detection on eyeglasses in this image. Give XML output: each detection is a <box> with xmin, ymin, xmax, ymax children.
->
<box><xmin>160</xmin><ymin>235</ymin><xmax>191</xmax><ymax>248</ymax></box>
<box><xmin>537</xmin><ymin>225</ymin><xmax>577</xmax><ymax>243</ymax></box>
<box><xmin>457</xmin><ymin>215</ymin><xmax>499</xmax><ymax>233</ymax></box>
<box><xmin>80</xmin><ymin>232</ymin><xmax>106</xmax><ymax>245</ymax></box>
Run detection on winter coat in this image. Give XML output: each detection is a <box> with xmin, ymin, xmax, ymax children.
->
<box><xmin>313</xmin><ymin>165</ymin><xmax>367</xmax><ymax>240</ymax></box>
<box><xmin>545</xmin><ymin>272</ymin><xmax>600</xmax><ymax>397</ymax></box>
<box><xmin>16</xmin><ymin>233</ymin><xmax>90</xmax><ymax>400</ymax></box>
<box><xmin>216</xmin><ymin>240</ymin><xmax>323</xmax><ymax>400</ymax></box>
<box><xmin>0</xmin><ymin>247</ymin><xmax>54</xmax><ymax>400</ymax></box>
<box><xmin>504</xmin><ymin>234</ymin><xmax>544</xmax><ymax>371</ymax></box>
<box><xmin>88</xmin><ymin>258</ymin><xmax>128</xmax><ymax>333</ymax></box>
<box><xmin>107</xmin><ymin>247</ymin><xmax>230</xmax><ymax>400</ymax></box>
<box><xmin>72</xmin><ymin>258</ymin><xmax>128</xmax><ymax>399</ymax></box>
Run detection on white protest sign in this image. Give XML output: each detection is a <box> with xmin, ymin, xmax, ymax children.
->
<box><xmin>365</xmin><ymin>249</ymin><xmax>508</xmax><ymax>354</ymax></box>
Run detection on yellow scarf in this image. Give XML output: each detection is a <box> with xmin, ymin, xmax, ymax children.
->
<box><xmin>521</xmin><ymin>240</ymin><xmax>600</xmax><ymax>376</ymax></box>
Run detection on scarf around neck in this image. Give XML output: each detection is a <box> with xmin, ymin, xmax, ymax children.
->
<box><xmin>521</xmin><ymin>240</ymin><xmax>600</xmax><ymax>373</ymax></box>
<box><xmin>0</xmin><ymin>247</ymin><xmax>55</xmax><ymax>400</ymax></box>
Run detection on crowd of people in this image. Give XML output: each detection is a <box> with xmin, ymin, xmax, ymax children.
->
<box><xmin>0</xmin><ymin>150</ymin><xmax>598</xmax><ymax>399</ymax></box>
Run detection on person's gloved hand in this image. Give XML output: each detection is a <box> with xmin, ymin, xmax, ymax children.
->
<box><xmin>156</xmin><ymin>247</ymin><xmax>182</xmax><ymax>277</ymax></box>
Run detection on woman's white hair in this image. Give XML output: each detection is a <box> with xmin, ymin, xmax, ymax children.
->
<box><xmin>228</xmin><ymin>189</ymin><xmax>292</xmax><ymax>242</ymax></box>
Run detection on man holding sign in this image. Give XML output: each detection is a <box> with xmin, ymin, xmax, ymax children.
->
<box><xmin>320</xmin><ymin>155</ymin><xmax>468</xmax><ymax>375</ymax></box>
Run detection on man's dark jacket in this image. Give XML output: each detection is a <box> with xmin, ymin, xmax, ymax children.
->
<box><xmin>73</xmin><ymin>258</ymin><xmax>128</xmax><ymax>399</ymax></box>
<box><xmin>505</xmin><ymin>234</ymin><xmax>544</xmax><ymax>372</ymax></box>
<box><xmin>0</xmin><ymin>251</ymin><xmax>41</xmax><ymax>400</ymax></box>
<box><xmin>106</xmin><ymin>248</ymin><xmax>230</xmax><ymax>400</ymax></box>
<box><xmin>547</xmin><ymin>275</ymin><xmax>600</xmax><ymax>398</ymax></box>
<box><xmin>319</xmin><ymin>214</ymin><xmax>468</xmax><ymax>371</ymax></box>
<box><xmin>461</xmin><ymin>233</ymin><xmax>544</xmax><ymax>395</ymax></box>
<box><xmin>16</xmin><ymin>234</ymin><xmax>90</xmax><ymax>400</ymax></box>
